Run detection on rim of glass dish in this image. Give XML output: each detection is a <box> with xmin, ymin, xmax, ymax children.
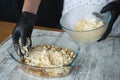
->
<box><xmin>60</xmin><ymin>7</ymin><xmax>111</xmax><ymax>32</ymax></box>
<box><xmin>8</xmin><ymin>35</ymin><xmax>81</xmax><ymax>69</ymax></box>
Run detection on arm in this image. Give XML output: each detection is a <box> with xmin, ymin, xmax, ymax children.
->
<box><xmin>22</xmin><ymin>0</ymin><xmax>41</xmax><ymax>14</ymax></box>
<box><xmin>12</xmin><ymin>0</ymin><xmax>41</xmax><ymax>56</ymax></box>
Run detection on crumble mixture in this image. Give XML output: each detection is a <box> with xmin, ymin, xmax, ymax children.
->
<box><xmin>74</xmin><ymin>18</ymin><xmax>104</xmax><ymax>31</ymax></box>
<box><xmin>20</xmin><ymin>45</ymin><xmax>75</xmax><ymax>77</ymax></box>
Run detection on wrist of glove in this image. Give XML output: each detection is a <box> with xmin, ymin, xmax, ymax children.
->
<box><xmin>19</xmin><ymin>11</ymin><xmax>37</xmax><ymax>25</ymax></box>
<box><xmin>98</xmin><ymin>0</ymin><xmax>120</xmax><ymax>41</ymax></box>
<box><xmin>12</xmin><ymin>11</ymin><xmax>37</xmax><ymax>56</ymax></box>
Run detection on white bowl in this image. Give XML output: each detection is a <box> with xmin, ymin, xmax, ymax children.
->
<box><xmin>60</xmin><ymin>6</ymin><xmax>111</xmax><ymax>43</ymax></box>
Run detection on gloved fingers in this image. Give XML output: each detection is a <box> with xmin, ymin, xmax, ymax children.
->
<box><xmin>27</xmin><ymin>37</ymin><xmax>32</xmax><ymax>49</ymax></box>
<box><xmin>97</xmin><ymin>25</ymin><xmax>112</xmax><ymax>42</ymax></box>
<box><xmin>108</xmin><ymin>12</ymin><xmax>119</xmax><ymax>28</ymax></box>
<box><xmin>12</xmin><ymin>31</ymin><xmax>19</xmax><ymax>45</ymax></box>
<box><xmin>12</xmin><ymin>33</ymin><xmax>24</xmax><ymax>56</ymax></box>
<box><xmin>19</xmin><ymin>32</ymin><xmax>28</xmax><ymax>55</ymax></box>
<box><xmin>20</xmin><ymin>32</ymin><xmax>27</xmax><ymax>46</ymax></box>
<box><xmin>100</xmin><ymin>3</ymin><xmax>112</xmax><ymax>13</ymax></box>
<box><xmin>24</xmin><ymin>37</ymin><xmax>32</xmax><ymax>54</ymax></box>
<box><xmin>19</xmin><ymin>32</ymin><xmax>31</xmax><ymax>55</ymax></box>
<box><xmin>25</xmin><ymin>31</ymin><xmax>32</xmax><ymax>55</ymax></box>
<box><xmin>12</xmin><ymin>31</ymin><xmax>20</xmax><ymax>52</ymax></box>
<box><xmin>12</xmin><ymin>37</ymin><xmax>19</xmax><ymax>49</ymax></box>
<box><xmin>18</xmin><ymin>46</ymin><xmax>24</xmax><ymax>57</ymax></box>
<box><xmin>26</xmin><ymin>31</ymin><xmax>32</xmax><ymax>48</ymax></box>
<box><xmin>98</xmin><ymin>12</ymin><xmax>119</xmax><ymax>41</ymax></box>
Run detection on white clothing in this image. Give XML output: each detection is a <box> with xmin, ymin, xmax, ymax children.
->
<box><xmin>62</xmin><ymin>0</ymin><xmax>120</xmax><ymax>36</ymax></box>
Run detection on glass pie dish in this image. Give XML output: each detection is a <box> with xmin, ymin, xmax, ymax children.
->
<box><xmin>7</xmin><ymin>35</ymin><xmax>81</xmax><ymax>78</ymax></box>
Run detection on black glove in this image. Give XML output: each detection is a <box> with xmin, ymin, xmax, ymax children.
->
<box><xmin>98</xmin><ymin>0</ymin><xmax>120</xmax><ymax>41</ymax></box>
<box><xmin>12</xmin><ymin>11</ymin><xmax>37</xmax><ymax>56</ymax></box>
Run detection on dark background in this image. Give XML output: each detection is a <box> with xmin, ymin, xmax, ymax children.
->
<box><xmin>0</xmin><ymin>0</ymin><xmax>63</xmax><ymax>28</ymax></box>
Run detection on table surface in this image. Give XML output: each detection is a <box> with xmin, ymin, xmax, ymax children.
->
<box><xmin>0</xmin><ymin>21</ymin><xmax>63</xmax><ymax>43</ymax></box>
<box><xmin>0</xmin><ymin>22</ymin><xmax>120</xmax><ymax>80</ymax></box>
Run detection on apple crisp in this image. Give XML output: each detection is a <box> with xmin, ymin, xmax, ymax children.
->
<box><xmin>20</xmin><ymin>45</ymin><xmax>75</xmax><ymax>77</ymax></box>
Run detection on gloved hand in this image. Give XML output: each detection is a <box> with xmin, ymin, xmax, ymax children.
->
<box><xmin>12</xmin><ymin>11</ymin><xmax>37</xmax><ymax>56</ymax></box>
<box><xmin>98</xmin><ymin>0</ymin><xmax>120</xmax><ymax>41</ymax></box>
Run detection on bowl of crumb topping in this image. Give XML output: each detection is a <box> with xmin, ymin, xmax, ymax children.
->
<box><xmin>7</xmin><ymin>35</ymin><xmax>81</xmax><ymax>78</ymax></box>
<box><xmin>60</xmin><ymin>6</ymin><xmax>111</xmax><ymax>43</ymax></box>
